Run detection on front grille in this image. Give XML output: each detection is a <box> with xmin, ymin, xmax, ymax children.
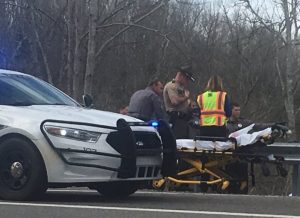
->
<box><xmin>136</xmin><ymin>166</ymin><xmax>160</xmax><ymax>178</ymax></box>
<box><xmin>133</xmin><ymin>131</ymin><xmax>161</xmax><ymax>149</ymax></box>
<box><xmin>106</xmin><ymin>130</ymin><xmax>162</xmax><ymax>156</ymax></box>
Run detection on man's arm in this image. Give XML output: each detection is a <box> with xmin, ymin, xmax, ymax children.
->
<box><xmin>166</xmin><ymin>85</ymin><xmax>189</xmax><ymax>106</ymax></box>
<box><xmin>224</xmin><ymin>95</ymin><xmax>232</xmax><ymax>118</ymax></box>
<box><xmin>253</xmin><ymin>122</ymin><xmax>274</xmax><ymax>131</ymax></box>
<box><xmin>152</xmin><ymin>94</ymin><xmax>169</xmax><ymax>121</ymax></box>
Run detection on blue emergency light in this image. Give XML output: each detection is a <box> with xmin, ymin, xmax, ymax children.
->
<box><xmin>149</xmin><ymin>120</ymin><xmax>159</xmax><ymax>127</ymax></box>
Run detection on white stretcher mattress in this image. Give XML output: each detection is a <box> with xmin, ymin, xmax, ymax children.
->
<box><xmin>176</xmin><ymin>124</ymin><xmax>272</xmax><ymax>151</ymax></box>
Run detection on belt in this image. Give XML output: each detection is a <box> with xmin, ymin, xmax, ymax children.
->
<box><xmin>167</xmin><ymin>111</ymin><xmax>188</xmax><ymax>119</ymax></box>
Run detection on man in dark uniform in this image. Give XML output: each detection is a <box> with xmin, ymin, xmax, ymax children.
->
<box><xmin>226</xmin><ymin>102</ymin><xmax>252</xmax><ymax>134</ymax></box>
<box><xmin>128</xmin><ymin>78</ymin><xmax>168</xmax><ymax>122</ymax></box>
<box><xmin>226</xmin><ymin>102</ymin><xmax>274</xmax><ymax>194</ymax></box>
<box><xmin>227</xmin><ymin>102</ymin><xmax>272</xmax><ymax>134</ymax></box>
<box><xmin>163</xmin><ymin>65</ymin><xmax>195</xmax><ymax>139</ymax></box>
<box><xmin>224</xmin><ymin>102</ymin><xmax>250</xmax><ymax>193</ymax></box>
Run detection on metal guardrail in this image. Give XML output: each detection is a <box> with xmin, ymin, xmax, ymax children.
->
<box><xmin>268</xmin><ymin>143</ymin><xmax>300</xmax><ymax>162</ymax></box>
<box><xmin>268</xmin><ymin>142</ymin><xmax>300</xmax><ymax>196</ymax></box>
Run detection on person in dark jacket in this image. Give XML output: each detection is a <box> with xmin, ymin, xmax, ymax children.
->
<box><xmin>226</xmin><ymin>102</ymin><xmax>284</xmax><ymax>194</ymax></box>
<box><xmin>227</xmin><ymin>102</ymin><xmax>274</xmax><ymax>135</ymax></box>
<box><xmin>128</xmin><ymin>78</ymin><xmax>168</xmax><ymax>122</ymax></box>
<box><xmin>226</xmin><ymin>102</ymin><xmax>252</xmax><ymax>134</ymax></box>
<box><xmin>225</xmin><ymin>102</ymin><xmax>251</xmax><ymax>194</ymax></box>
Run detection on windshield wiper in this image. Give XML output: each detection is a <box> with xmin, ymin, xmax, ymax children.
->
<box><xmin>37</xmin><ymin>103</ymin><xmax>69</xmax><ymax>106</ymax></box>
<box><xmin>52</xmin><ymin>103</ymin><xmax>68</xmax><ymax>105</ymax></box>
<box><xmin>9</xmin><ymin>101</ymin><xmax>34</xmax><ymax>106</ymax></box>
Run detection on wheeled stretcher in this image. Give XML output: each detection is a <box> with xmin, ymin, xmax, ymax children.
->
<box><xmin>153</xmin><ymin>124</ymin><xmax>289</xmax><ymax>193</ymax></box>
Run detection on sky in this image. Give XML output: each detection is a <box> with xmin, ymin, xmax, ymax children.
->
<box><xmin>203</xmin><ymin>0</ymin><xmax>283</xmax><ymax>21</ymax></box>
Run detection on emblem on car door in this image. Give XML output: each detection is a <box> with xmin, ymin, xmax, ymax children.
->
<box><xmin>136</xmin><ymin>141</ymin><xmax>144</xmax><ymax>147</ymax></box>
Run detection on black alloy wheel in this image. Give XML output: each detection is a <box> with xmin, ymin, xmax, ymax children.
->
<box><xmin>0</xmin><ymin>150</ymin><xmax>31</xmax><ymax>190</ymax></box>
<box><xmin>0</xmin><ymin>137</ymin><xmax>47</xmax><ymax>200</ymax></box>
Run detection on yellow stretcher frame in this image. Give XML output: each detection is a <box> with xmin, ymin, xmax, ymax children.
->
<box><xmin>153</xmin><ymin>124</ymin><xmax>289</xmax><ymax>193</ymax></box>
<box><xmin>153</xmin><ymin>148</ymin><xmax>248</xmax><ymax>193</ymax></box>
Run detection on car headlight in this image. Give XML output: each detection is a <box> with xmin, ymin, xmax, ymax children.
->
<box><xmin>44</xmin><ymin>125</ymin><xmax>101</xmax><ymax>143</ymax></box>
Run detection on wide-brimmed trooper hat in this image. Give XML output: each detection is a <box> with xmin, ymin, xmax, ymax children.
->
<box><xmin>177</xmin><ymin>64</ymin><xmax>195</xmax><ymax>82</ymax></box>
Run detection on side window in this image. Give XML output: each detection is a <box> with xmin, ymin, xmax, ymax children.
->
<box><xmin>0</xmin><ymin>81</ymin><xmax>11</xmax><ymax>104</ymax></box>
<box><xmin>0</xmin><ymin>78</ymin><xmax>38</xmax><ymax>105</ymax></box>
<box><xmin>0</xmin><ymin>74</ymin><xmax>79</xmax><ymax>106</ymax></box>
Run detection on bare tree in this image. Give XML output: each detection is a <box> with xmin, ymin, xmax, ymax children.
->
<box><xmin>65</xmin><ymin>0</ymin><xmax>75</xmax><ymax>94</ymax></box>
<box><xmin>83</xmin><ymin>0</ymin><xmax>168</xmax><ymax>97</ymax></box>
<box><xmin>72</xmin><ymin>1</ymin><xmax>86</xmax><ymax>102</ymax></box>
<box><xmin>239</xmin><ymin>0</ymin><xmax>300</xmax><ymax>140</ymax></box>
<box><xmin>84</xmin><ymin>0</ymin><xmax>98</xmax><ymax>96</ymax></box>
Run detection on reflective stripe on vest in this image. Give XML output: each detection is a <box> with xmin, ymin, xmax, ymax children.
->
<box><xmin>198</xmin><ymin>91</ymin><xmax>226</xmax><ymax>126</ymax></box>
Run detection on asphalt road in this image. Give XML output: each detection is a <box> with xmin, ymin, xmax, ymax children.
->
<box><xmin>0</xmin><ymin>189</ymin><xmax>300</xmax><ymax>218</ymax></box>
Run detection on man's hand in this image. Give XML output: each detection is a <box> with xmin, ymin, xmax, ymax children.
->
<box><xmin>187</xmin><ymin>99</ymin><xmax>191</xmax><ymax>106</ymax></box>
<box><xmin>184</xmin><ymin>90</ymin><xmax>190</xmax><ymax>98</ymax></box>
<box><xmin>188</xmin><ymin>119</ymin><xmax>200</xmax><ymax>128</ymax></box>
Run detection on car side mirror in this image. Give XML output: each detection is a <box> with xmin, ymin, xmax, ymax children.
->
<box><xmin>82</xmin><ymin>94</ymin><xmax>93</xmax><ymax>108</ymax></box>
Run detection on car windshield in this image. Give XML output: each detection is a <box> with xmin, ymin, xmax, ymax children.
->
<box><xmin>0</xmin><ymin>73</ymin><xmax>80</xmax><ymax>107</ymax></box>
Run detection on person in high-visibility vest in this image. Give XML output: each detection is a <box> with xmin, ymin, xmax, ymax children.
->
<box><xmin>197</xmin><ymin>75</ymin><xmax>231</xmax><ymax>137</ymax></box>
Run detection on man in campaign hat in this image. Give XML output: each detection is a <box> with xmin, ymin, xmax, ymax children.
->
<box><xmin>176</xmin><ymin>64</ymin><xmax>196</xmax><ymax>83</ymax></box>
<box><xmin>163</xmin><ymin>64</ymin><xmax>195</xmax><ymax>139</ymax></box>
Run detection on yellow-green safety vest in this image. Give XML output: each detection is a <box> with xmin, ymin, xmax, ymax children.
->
<box><xmin>197</xmin><ymin>91</ymin><xmax>227</xmax><ymax>126</ymax></box>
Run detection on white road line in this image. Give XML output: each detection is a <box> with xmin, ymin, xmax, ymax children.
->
<box><xmin>0</xmin><ymin>201</ymin><xmax>298</xmax><ymax>218</ymax></box>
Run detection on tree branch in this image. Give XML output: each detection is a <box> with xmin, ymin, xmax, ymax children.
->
<box><xmin>95</xmin><ymin>0</ymin><xmax>168</xmax><ymax>58</ymax></box>
<box><xmin>99</xmin><ymin>0</ymin><xmax>136</xmax><ymax>25</ymax></box>
<box><xmin>90</xmin><ymin>21</ymin><xmax>189</xmax><ymax>61</ymax></box>
<box><xmin>275</xmin><ymin>50</ymin><xmax>286</xmax><ymax>93</ymax></box>
<box><xmin>243</xmin><ymin>76</ymin><xmax>259</xmax><ymax>107</ymax></box>
<box><xmin>29</xmin><ymin>5</ymin><xmax>53</xmax><ymax>84</ymax></box>
<box><xmin>239</xmin><ymin>0</ymin><xmax>286</xmax><ymax>43</ymax></box>
<box><xmin>292</xmin><ymin>74</ymin><xmax>300</xmax><ymax>95</ymax></box>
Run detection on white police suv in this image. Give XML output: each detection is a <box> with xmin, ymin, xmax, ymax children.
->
<box><xmin>0</xmin><ymin>69</ymin><xmax>176</xmax><ymax>200</ymax></box>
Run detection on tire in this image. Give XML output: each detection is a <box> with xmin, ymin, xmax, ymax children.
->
<box><xmin>95</xmin><ymin>181</ymin><xmax>138</xmax><ymax>198</ymax></box>
<box><xmin>0</xmin><ymin>137</ymin><xmax>47</xmax><ymax>200</ymax></box>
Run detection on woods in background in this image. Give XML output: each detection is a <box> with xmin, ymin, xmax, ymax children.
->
<box><xmin>0</xmin><ymin>0</ymin><xmax>300</xmax><ymax>141</ymax></box>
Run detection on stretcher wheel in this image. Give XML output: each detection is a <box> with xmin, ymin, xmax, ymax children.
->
<box><xmin>152</xmin><ymin>178</ymin><xmax>166</xmax><ymax>190</ymax></box>
<box><xmin>227</xmin><ymin>180</ymin><xmax>248</xmax><ymax>194</ymax></box>
<box><xmin>213</xmin><ymin>181</ymin><xmax>231</xmax><ymax>194</ymax></box>
<box><xmin>222</xmin><ymin>180</ymin><xmax>230</xmax><ymax>190</ymax></box>
<box><xmin>225</xmin><ymin>162</ymin><xmax>249</xmax><ymax>194</ymax></box>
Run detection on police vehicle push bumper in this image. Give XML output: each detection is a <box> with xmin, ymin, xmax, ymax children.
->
<box><xmin>38</xmin><ymin>118</ymin><xmax>176</xmax><ymax>199</ymax></box>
